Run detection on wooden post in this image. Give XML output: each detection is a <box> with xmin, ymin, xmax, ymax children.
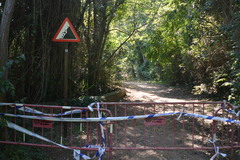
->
<box><xmin>52</xmin><ymin>17</ymin><xmax>81</xmax><ymax>138</ymax></box>
<box><xmin>64</xmin><ymin>43</ymin><xmax>69</xmax><ymax>106</ymax></box>
<box><xmin>63</xmin><ymin>43</ymin><xmax>69</xmax><ymax>138</ymax></box>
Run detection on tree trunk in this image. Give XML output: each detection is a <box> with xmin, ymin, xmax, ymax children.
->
<box><xmin>0</xmin><ymin>0</ymin><xmax>15</xmax><ymax>141</ymax></box>
<box><xmin>86</xmin><ymin>0</ymin><xmax>125</xmax><ymax>95</ymax></box>
<box><xmin>0</xmin><ymin>0</ymin><xmax>16</xmax><ymax>80</ymax></box>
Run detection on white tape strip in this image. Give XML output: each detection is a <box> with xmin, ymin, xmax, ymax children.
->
<box><xmin>110</xmin><ymin>124</ymin><xmax>113</xmax><ymax>134</ymax></box>
<box><xmin>62</xmin><ymin>106</ymin><xmax>71</xmax><ymax>109</ymax></box>
<box><xmin>177</xmin><ymin>108</ymin><xmax>184</xmax><ymax>120</ymax></box>
<box><xmin>7</xmin><ymin>121</ymin><xmax>70</xmax><ymax>150</ymax></box>
<box><xmin>208</xmin><ymin>134</ymin><xmax>227</xmax><ymax>160</ymax></box>
<box><xmin>0</xmin><ymin>112</ymin><xmax>180</xmax><ymax>122</ymax></box>
<box><xmin>3</xmin><ymin>112</ymin><xmax>240</xmax><ymax>125</ymax></box>
<box><xmin>74</xmin><ymin>150</ymin><xmax>81</xmax><ymax>160</ymax></box>
<box><xmin>97</xmin><ymin>102</ymin><xmax>106</xmax><ymax>159</ymax></box>
<box><xmin>15</xmin><ymin>103</ymin><xmax>24</xmax><ymax>107</ymax></box>
<box><xmin>16</xmin><ymin>106</ymin><xmax>83</xmax><ymax>117</ymax></box>
<box><xmin>5</xmin><ymin>121</ymin><xmax>99</xmax><ymax>160</ymax></box>
<box><xmin>87</xmin><ymin>103</ymin><xmax>95</xmax><ymax>112</ymax></box>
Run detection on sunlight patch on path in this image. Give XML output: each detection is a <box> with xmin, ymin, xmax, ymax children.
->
<box><xmin>124</xmin><ymin>82</ymin><xmax>201</xmax><ymax>102</ymax></box>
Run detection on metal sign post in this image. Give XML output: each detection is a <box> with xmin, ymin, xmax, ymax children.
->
<box><xmin>53</xmin><ymin>17</ymin><xmax>80</xmax><ymax>138</ymax></box>
<box><xmin>53</xmin><ymin>17</ymin><xmax>80</xmax><ymax>104</ymax></box>
<box><xmin>64</xmin><ymin>44</ymin><xmax>69</xmax><ymax>106</ymax></box>
<box><xmin>63</xmin><ymin>44</ymin><xmax>69</xmax><ymax>138</ymax></box>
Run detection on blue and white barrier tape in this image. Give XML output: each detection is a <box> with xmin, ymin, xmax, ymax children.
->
<box><xmin>181</xmin><ymin>112</ymin><xmax>240</xmax><ymax>124</ymax></box>
<box><xmin>17</xmin><ymin>106</ymin><xmax>84</xmax><ymax>117</ymax></box>
<box><xmin>221</xmin><ymin>101</ymin><xmax>240</xmax><ymax>117</ymax></box>
<box><xmin>7</xmin><ymin>121</ymin><xmax>70</xmax><ymax>149</ymax></box>
<box><xmin>84</xmin><ymin>145</ymin><xmax>105</xmax><ymax>160</ymax></box>
<box><xmin>0</xmin><ymin>103</ymin><xmax>85</xmax><ymax>117</ymax></box>
<box><xmin>97</xmin><ymin>102</ymin><xmax>106</xmax><ymax>160</ymax></box>
<box><xmin>2</xmin><ymin>107</ymin><xmax>236</xmax><ymax>160</ymax></box>
<box><xmin>2</xmin><ymin>112</ymin><xmax>240</xmax><ymax>124</ymax></box>
<box><xmin>0</xmin><ymin>112</ymin><xmax>180</xmax><ymax>122</ymax></box>
<box><xmin>14</xmin><ymin>104</ymin><xmax>85</xmax><ymax>117</ymax></box>
<box><xmin>208</xmin><ymin>134</ymin><xmax>227</xmax><ymax>160</ymax></box>
<box><xmin>6</xmin><ymin>120</ymin><xmax>106</xmax><ymax>160</ymax></box>
<box><xmin>224</xmin><ymin>109</ymin><xmax>240</xmax><ymax>117</ymax></box>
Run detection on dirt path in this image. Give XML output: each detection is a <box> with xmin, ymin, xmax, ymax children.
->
<box><xmin>123</xmin><ymin>81</ymin><xmax>203</xmax><ymax>102</ymax></box>
<box><xmin>111</xmin><ymin>81</ymin><xmax>213</xmax><ymax>160</ymax></box>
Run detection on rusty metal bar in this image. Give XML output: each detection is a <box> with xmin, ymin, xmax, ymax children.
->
<box><xmin>1</xmin><ymin>101</ymin><xmax>240</xmax><ymax>159</ymax></box>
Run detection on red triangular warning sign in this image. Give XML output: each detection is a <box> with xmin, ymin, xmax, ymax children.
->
<box><xmin>53</xmin><ymin>17</ymin><xmax>80</xmax><ymax>42</ymax></box>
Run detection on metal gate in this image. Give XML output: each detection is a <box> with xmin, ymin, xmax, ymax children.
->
<box><xmin>0</xmin><ymin>103</ymin><xmax>113</xmax><ymax>159</ymax></box>
<box><xmin>96</xmin><ymin>101</ymin><xmax>240</xmax><ymax>159</ymax></box>
<box><xmin>1</xmin><ymin>101</ymin><xmax>240</xmax><ymax>159</ymax></box>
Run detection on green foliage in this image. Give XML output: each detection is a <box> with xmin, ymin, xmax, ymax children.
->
<box><xmin>57</xmin><ymin>96</ymin><xmax>102</xmax><ymax>107</ymax></box>
<box><xmin>3</xmin><ymin>0</ymin><xmax>240</xmax><ymax>104</ymax></box>
<box><xmin>4</xmin><ymin>0</ymin><xmax>128</xmax><ymax>102</ymax></box>
<box><xmin>110</xmin><ymin>0</ymin><xmax>162</xmax><ymax>81</ymax></box>
<box><xmin>146</xmin><ymin>0</ymin><xmax>198</xmax><ymax>85</ymax></box>
<box><xmin>2</xmin><ymin>0</ymin><xmax>240</xmax><ymax>158</ymax></box>
<box><xmin>0</xmin><ymin>145</ymin><xmax>47</xmax><ymax>160</ymax></box>
<box><xmin>0</xmin><ymin>79</ymin><xmax>15</xmax><ymax>97</ymax></box>
<box><xmin>210</xmin><ymin>0</ymin><xmax>240</xmax><ymax>104</ymax></box>
<box><xmin>0</xmin><ymin>54</ymin><xmax>25</xmax><ymax>98</ymax></box>
<box><xmin>0</xmin><ymin>56</ymin><xmax>24</xmax><ymax>98</ymax></box>
<box><xmin>143</xmin><ymin>0</ymin><xmax>239</xmax><ymax>102</ymax></box>
<box><xmin>0</xmin><ymin>116</ymin><xmax>7</xmax><ymax>127</ymax></box>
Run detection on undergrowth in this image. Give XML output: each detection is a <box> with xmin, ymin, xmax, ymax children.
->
<box><xmin>0</xmin><ymin>145</ymin><xmax>47</xmax><ymax>160</ymax></box>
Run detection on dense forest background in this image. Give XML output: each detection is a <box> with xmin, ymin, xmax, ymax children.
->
<box><xmin>1</xmin><ymin>0</ymin><xmax>240</xmax><ymax>105</ymax></box>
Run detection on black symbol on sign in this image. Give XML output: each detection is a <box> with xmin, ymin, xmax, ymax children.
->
<box><xmin>60</xmin><ymin>27</ymin><xmax>75</xmax><ymax>39</ymax></box>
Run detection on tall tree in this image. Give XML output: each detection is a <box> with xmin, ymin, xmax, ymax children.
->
<box><xmin>0</xmin><ymin>0</ymin><xmax>15</xmax><ymax>140</ymax></box>
<box><xmin>83</xmin><ymin>0</ymin><xmax>125</xmax><ymax>95</ymax></box>
<box><xmin>0</xmin><ymin>0</ymin><xmax>16</xmax><ymax>80</ymax></box>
